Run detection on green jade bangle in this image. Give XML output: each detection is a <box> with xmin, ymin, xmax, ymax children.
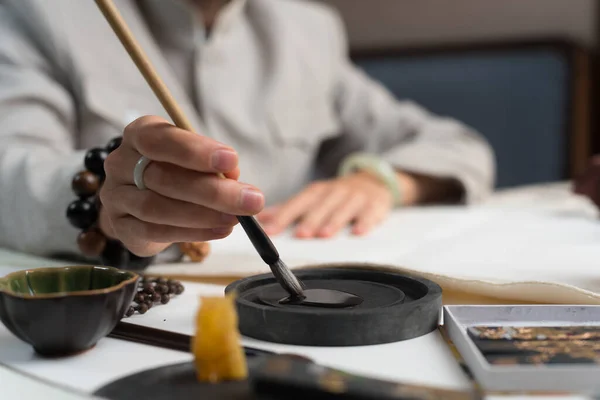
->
<box><xmin>338</xmin><ymin>153</ymin><xmax>403</xmax><ymax>207</ymax></box>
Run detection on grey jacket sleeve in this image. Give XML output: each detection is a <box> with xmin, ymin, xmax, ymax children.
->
<box><xmin>0</xmin><ymin>3</ymin><xmax>83</xmax><ymax>256</ymax></box>
<box><xmin>320</xmin><ymin>11</ymin><xmax>496</xmax><ymax>203</ymax></box>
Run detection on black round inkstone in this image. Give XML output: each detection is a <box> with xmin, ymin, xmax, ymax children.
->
<box><xmin>225</xmin><ymin>265</ymin><xmax>442</xmax><ymax>347</ymax></box>
<box><xmin>257</xmin><ymin>280</ymin><xmax>405</xmax><ymax>309</ymax></box>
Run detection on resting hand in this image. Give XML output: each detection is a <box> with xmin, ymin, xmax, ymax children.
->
<box><xmin>258</xmin><ymin>172</ymin><xmax>393</xmax><ymax>238</ymax></box>
<box><xmin>99</xmin><ymin>116</ymin><xmax>265</xmax><ymax>257</ymax></box>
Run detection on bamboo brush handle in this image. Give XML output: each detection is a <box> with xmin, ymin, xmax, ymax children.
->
<box><xmin>96</xmin><ymin>0</ymin><xmax>302</xmax><ymax>297</ymax></box>
<box><xmin>94</xmin><ymin>0</ymin><xmax>226</xmax><ymax>180</ymax></box>
<box><xmin>95</xmin><ymin>0</ymin><xmax>219</xmax><ymax>261</ymax></box>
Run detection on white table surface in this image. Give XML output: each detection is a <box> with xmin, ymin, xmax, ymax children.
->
<box><xmin>0</xmin><ymin>182</ymin><xmax>598</xmax><ymax>400</ymax></box>
<box><xmin>0</xmin><ymin>282</ymin><xmax>470</xmax><ymax>394</ymax></box>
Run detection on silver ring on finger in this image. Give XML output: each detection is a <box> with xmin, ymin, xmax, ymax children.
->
<box><xmin>133</xmin><ymin>156</ymin><xmax>152</xmax><ymax>190</ymax></box>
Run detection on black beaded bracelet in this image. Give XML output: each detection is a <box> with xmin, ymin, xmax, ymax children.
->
<box><xmin>65</xmin><ymin>137</ymin><xmax>155</xmax><ymax>270</ymax></box>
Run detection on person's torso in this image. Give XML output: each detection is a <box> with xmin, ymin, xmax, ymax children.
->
<box><xmin>10</xmin><ymin>0</ymin><xmax>344</xmax><ymax>204</ymax></box>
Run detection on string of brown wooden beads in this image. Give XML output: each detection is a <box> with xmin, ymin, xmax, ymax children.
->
<box><xmin>124</xmin><ymin>276</ymin><xmax>185</xmax><ymax>317</ymax></box>
<box><xmin>66</xmin><ymin>136</ymin><xmax>212</xmax><ymax>269</ymax></box>
<box><xmin>66</xmin><ymin>137</ymin><xmax>155</xmax><ymax>270</ymax></box>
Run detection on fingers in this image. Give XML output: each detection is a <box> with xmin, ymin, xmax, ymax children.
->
<box><xmin>142</xmin><ymin>162</ymin><xmax>264</xmax><ymax>215</ymax></box>
<box><xmin>104</xmin><ymin>146</ymin><xmax>263</xmax><ymax>216</ymax></box>
<box><xmin>122</xmin><ymin>116</ymin><xmax>238</xmax><ymax>174</ymax></box>
<box><xmin>104</xmin><ymin>185</ymin><xmax>239</xmax><ymax>229</ymax></box>
<box><xmin>99</xmin><ymin>115</ymin><xmax>256</xmax><ymax>257</ymax></box>
<box><xmin>113</xmin><ymin>215</ymin><xmax>233</xmax><ymax>257</ymax></box>
<box><xmin>260</xmin><ymin>183</ymin><xmax>326</xmax><ymax>235</ymax></box>
<box><xmin>224</xmin><ymin>166</ymin><xmax>241</xmax><ymax>181</ymax></box>
<box><xmin>294</xmin><ymin>187</ymin><xmax>349</xmax><ymax>238</ymax></box>
<box><xmin>316</xmin><ymin>194</ymin><xmax>367</xmax><ymax>238</ymax></box>
<box><xmin>117</xmin><ymin>215</ymin><xmax>234</xmax><ymax>243</ymax></box>
<box><xmin>256</xmin><ymin>205</ymin><xmax>282</xmax><ymax>224</ymax></box>
<box><xmin>260</xmin><ymin>179</ymin><xmax>391</xmax><ymax>238</ymax></box>
<box><xmin>352</xmin><ymin>200</ymin><xmax>390</xmax><ymax>235</ymax></box>
<box><xmin>100</xmin><ymin>182</ymin><xmax>237</xmax><ymax>256</ymax></box>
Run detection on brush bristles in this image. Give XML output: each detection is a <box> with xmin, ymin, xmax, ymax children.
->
<box><xmin>269</xmin><ymin>259</ymin><xmax>304</xmax><ymax>298</ymax></box>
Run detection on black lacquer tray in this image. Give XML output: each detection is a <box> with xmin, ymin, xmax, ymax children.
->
<box><xmin>94</xmin><ymin>348</ymin><xmax>272</xmax><ymax>400</ymax></box>
<box><xmin>226</xmin><ymin>266</ymin><xmax>442</xmax><ymax>346</ymax></box>
<box><xmin>95</xmin><ymin>351</ymin><xmax>477</xmax><ymax>400</ymax></box>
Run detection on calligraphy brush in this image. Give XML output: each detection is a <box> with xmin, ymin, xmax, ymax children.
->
<box><xmin>94</xmin><ymin>0</ymin><xmax>304</xmax><ymax>298</ymax></box>
<box><xmin>109</xmin><ymin>321</ymin><xmax>273</xmax><ymax>357</ymax></box>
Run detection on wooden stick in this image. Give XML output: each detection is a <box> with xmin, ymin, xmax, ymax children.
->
<box><xmin>95</xmin><ymin>0</ymin><xmax>217</xmax><ymax>257</ymax></box>
<box><xmin>94</xmin><ymin>0</ymin><xmax>195</xmax><ymax>132</ymax></box>
<box><xmin>110</xmin><ymin>321</ymin><xmax>275</xmax><ymax>356</ymax></box>
<box><xmin>95</xmin><ymin>0</ymin><xmax>303</xmax><ymax>294</ymax></box>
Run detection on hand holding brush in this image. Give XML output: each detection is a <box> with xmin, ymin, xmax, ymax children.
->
<box><xmin>95</xmin><ymin>0</ymin><xmax>304</xmax><ymax>297</ymax></box>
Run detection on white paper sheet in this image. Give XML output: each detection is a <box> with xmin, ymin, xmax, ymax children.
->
<box><xmin>0</xmin><ymin>185</ymin><xmax>598</xmax><ymax>305</ymax></box>
<box><xmin>146</xmin><ymin>205</ymin><xmax>600</xmax><ymax>304</ymax></box>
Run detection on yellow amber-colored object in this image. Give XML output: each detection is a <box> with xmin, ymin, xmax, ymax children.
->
<box><xmin>192</xmin><ymin>293</ymin><xmax>248</xmax><ymax>383</ymax></box>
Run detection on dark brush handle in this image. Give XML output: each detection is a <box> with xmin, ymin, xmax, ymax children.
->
<box><xmin>237</xmin><ymin>216</ymin><xmax>279</xmax><ymax>265</ymax></box>
<box><xmin>109</xmin><ymin>321</ymin><xmax>273</xmax><ymax>357</ymax></box>
<box><xmin>110</xmin><ymin>321</ymin><xmax>190</xmax><ymax>352</ymax></box>
<box><xmin>237</xmin><ymin>216</ymin><xmax>304</xmax><ymax>297</ymax></box>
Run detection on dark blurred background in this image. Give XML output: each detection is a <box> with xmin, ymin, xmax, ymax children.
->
<box><xmin>317</xmin><ymin>0</ymin><xmax>598</xmax><ymax>189</ymax></box>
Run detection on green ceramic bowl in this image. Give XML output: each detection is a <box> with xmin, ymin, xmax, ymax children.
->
<box><xmin>0</xmin><ymin>265</ymin><xmax>140</xmax><ymax>357</ymax></box>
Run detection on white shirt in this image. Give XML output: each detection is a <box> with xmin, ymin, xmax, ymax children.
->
<box><xmin>0</xmin><ymin>0</ymin><xmax>494</xmax><ymax>258</ymax></box>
